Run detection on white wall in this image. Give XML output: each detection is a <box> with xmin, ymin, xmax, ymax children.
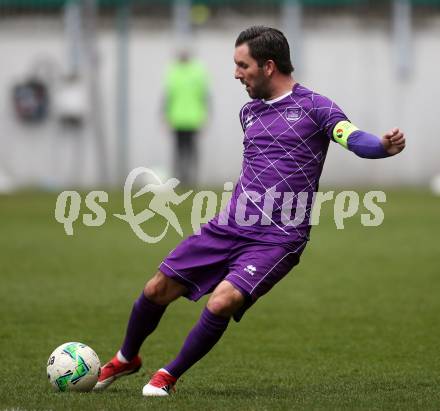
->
<box><xmin>0</xmin><ymin>15</ymin><xmax>438</xmax><ymax>190</ymax></box>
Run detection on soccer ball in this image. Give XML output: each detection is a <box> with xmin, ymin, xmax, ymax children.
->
<box><xmin>47</xmin><ymin>342</ymin><xmax>101</xmax><ymax>392</ymax></box>
<box><xmin>430</xmin><ymin>174</ymin><xmax>440</xmax><ymax>196</ymax></box>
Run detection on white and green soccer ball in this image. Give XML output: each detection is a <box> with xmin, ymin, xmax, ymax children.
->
<box><xmin>47</xmin><ymin>342</ymin><xmax>101</xmax><ymax>392</ymax></box>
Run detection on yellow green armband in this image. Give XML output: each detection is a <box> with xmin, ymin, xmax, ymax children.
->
<box><xmin>333</xmin><ymin>120</ymin><xmax>359</xmax><ymax>149</ymax></box>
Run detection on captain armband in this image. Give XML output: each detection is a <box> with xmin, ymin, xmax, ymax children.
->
<box><xmin>332</xmin><ymin>121</ymin><xmax>359</xmax><ymax>149</ymax></box>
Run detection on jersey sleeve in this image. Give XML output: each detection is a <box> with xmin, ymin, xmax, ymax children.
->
<box><xmin>312</xmin><ymin>94</ymin><xmax>349</xmax><ymax>140</ymax></box>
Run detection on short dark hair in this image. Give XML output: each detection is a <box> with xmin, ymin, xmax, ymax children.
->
<box><xmin>235</xmin><ymin>26</ymin><xmax>294</xmax><ymax>75</ymax></box>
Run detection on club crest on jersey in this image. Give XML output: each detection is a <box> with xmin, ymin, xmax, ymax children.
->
<box><xmin>285</xmin><ymin>107</ymin><xmax>301</xmax><ymax>122</ymax></box>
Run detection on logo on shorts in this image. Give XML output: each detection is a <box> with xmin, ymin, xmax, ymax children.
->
<box><xmin>244</xmin><ymin>264</ymin><xmax>257</xmax><ymax>275</ymax></box>
<box><xmin>285</xmin><ymin>107</ymin><xmax>301</xmax><ymax>122</ymax></box>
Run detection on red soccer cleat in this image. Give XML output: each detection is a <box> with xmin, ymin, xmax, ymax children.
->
<box><xmin>142</xmin><ymin>368</ymin><xmax>177</xmax><ymax>396</ymax></box>
<box><xmin>93</xmin><ymin>354</ymin><xmax>142</xmax><ymax>391</ymax></box>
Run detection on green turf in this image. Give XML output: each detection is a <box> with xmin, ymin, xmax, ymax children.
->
<box><xmin>0</xmin><ymin>188</ymin><xmax>439</xmax><ymax>410</ymax></box>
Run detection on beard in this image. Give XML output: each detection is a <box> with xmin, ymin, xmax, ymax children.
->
<box><xmin>246</xmin><ymin>71</ymin><xmax>271</xmax><ymax>100</ymax></box>
<box><xmin>247</xmin><ymin>82</ymin><xmax>271</xmax><ymax>100</ymax></box>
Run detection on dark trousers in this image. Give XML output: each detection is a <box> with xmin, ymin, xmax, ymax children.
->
<box><xmin>173</xmin><ymin>130</ymin><xmax>198</xmax><ymax>186</ymax></box>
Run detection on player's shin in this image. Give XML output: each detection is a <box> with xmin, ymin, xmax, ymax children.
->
<box><xmin>163</xmin><ymin>307</ymin><xmax>230</xmax><ymax>378</ymax></box>
<box><xmin>120</xmin><ymin>292</ymin><xmax>168</xmax><ymax>361</ymax></box>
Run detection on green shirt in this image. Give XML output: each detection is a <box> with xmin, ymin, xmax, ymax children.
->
<box><xmin>164</xmin><ymin>60</ymin><xmax>209</xmax><ymax>130</ymax></box>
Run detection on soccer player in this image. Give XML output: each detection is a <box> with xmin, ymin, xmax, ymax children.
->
<box><xmin>95</xmin><ymin>26</ymin><xmax>406</xmax><ymax>396</ymax></box>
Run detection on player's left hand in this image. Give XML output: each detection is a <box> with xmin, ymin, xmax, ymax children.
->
<box><xmin>381</xmin><ymin>128</ymin><xmax>406</xmax><ymax>156</ymax></box>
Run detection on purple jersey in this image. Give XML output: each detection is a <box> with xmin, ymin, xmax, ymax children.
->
<box><xmin>160</xmin><ymin>83</ymin><xmax>347</xmax><ymax>316</ymax></box>
<box><xmin>215</xmin><ymin>83</ymin><xmax>348</xmax><ymax>244</ymax></box>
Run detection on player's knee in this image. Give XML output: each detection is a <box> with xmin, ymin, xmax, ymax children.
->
<box><xmin>207</xmin><ymin>286</ymin><xmax>245</xmax><ymax>317</ymax></box>
<box><xmin>143</xmin><ymin>271</ymin><xmax>186</xmax><ymax>305</ymax></box>
<box><xmin>207</xmin><ymin>298</ymin><xmax>230</xmax><ymax>317</ymax></box>
<box><xmin>143</xmin><ymin>272</ymin><xmax>171</xmax><ymax>304</ymax></box>
<box><xmin>144</xmin><ymin>282</ymin><xmax>161</xmax><ymax>304</ymax></box>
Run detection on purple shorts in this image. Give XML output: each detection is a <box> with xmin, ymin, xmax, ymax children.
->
<box><xmin>159</xmin><ymin>220</ymin><xmax>307</xmax><ymax>321</ymax></box>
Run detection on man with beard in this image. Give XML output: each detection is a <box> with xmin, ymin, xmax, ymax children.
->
<box><xmin>94</xmin><ymin>26</ymin><xmax>406</xmax><ymax>396</ymax></box>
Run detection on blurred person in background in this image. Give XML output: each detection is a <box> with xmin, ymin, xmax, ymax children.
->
<box><xmin>162</xmin><ymin>49</ymin><xmax>209</xmax><ymax>186</ymax></box>
<box><xmin>95</xmin><ymin>26</ymin><xmax>405</xmax><ymax>397</ymax></box>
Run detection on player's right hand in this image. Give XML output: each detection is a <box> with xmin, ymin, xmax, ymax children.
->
<box><xmin>381</xmin><ymin>128</ymin><xmax>406</xmax><ymax>156</ymax></box>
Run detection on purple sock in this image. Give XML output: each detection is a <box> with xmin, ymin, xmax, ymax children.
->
<box><xmin>164</xmin><ymin>307</ymin><xmax>230</xmax><ymax>379</ymax></box>
<box><xmin>120</xmin><ymin>292</ymin><xmax>167</xmax><ymax>361</ymax></box>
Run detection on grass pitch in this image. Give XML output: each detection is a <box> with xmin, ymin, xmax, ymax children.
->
<box><xmin>0</xmin><ymin>188</ymin><xmax>439</xmax><ymax>410</ymax></box>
